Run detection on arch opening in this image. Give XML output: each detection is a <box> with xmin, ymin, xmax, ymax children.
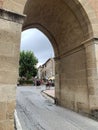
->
<box><xmin>21</xmin><ymin>28</ymin><xmax>55</xmax><ymax>65</ymax></box>
<box><xmin>20</xmin><ymin>28</ymin><xmax>56</xmax><ymax>89</ymax></box>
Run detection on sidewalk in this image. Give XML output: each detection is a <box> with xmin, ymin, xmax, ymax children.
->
<box><xmin>42</xmin><ymin>87</ymin><xmax>55</xmax><ymax>99</ymax></box>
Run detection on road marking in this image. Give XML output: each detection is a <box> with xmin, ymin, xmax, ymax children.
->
<box><xmin>14</xmin><ymin>110</ymin><xmax>22</xmax><ymax>130</ymax></box>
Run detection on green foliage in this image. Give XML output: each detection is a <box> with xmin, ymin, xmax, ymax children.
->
<box><xmin>19</xmin><ymin>51</ymin><xmax>38</xmax><ymax>80</ymax></box>
<box><xmin>19</xmin><ymin>79</ymin><xmax>34</xmax><ymax>85</ymax></box>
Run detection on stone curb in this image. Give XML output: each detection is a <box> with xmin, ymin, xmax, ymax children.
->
<box><xmin>41</xmin><ymin>90</ymin><xmax>58</xmax><ymax>105</ymax></box>
<box><xmin>41</xmin><ymin>90</ymin><xmax>55</xmax><ymax>99</ymax></box>
<box><xmin>14</xmin><ymin>110</ymin><xmax>22</xmax><ymax>130</ymax></box>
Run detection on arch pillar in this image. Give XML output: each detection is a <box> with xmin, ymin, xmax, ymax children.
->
<box><xmin>55</xmin><ymin>57</ymin><xmax>61</xmax><ymax>104</ymax></box>
<box><xmin>55</xmin><ymin>37</ymin><xmax>98</xmax><ymax>116</ymax></box>
<box><xmin>55</xmin><ymin>38</ymin><xmax>97</xmax><ymax>115</ymax></box>
<box><xmin>55</xmin><ymin>44</ymin><xmax>90</xmax><ymax>113</ymax></box>
<box><xmin>84</xmin><ymin>38</ymin><xmax>98</xmax><ymax>115</ymax></box>
<box><xmin>0</xmin><ymin>8</ymin><xmax>24</xmax><ymax>130</ymax></box>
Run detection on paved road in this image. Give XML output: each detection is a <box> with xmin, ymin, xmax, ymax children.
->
<box><xmin>16</xmin><ymin>86</ymin><xmax>98</xmax><ymax>130</ymax></box>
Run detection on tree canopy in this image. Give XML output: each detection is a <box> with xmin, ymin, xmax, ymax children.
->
<box><xmin>19</xmin><ymin>51</ymin><xmax>38</xmax><ymax>80</ymax></box>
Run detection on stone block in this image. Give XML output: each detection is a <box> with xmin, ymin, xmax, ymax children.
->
<box><xmin>6</xmin><ymin>120</ymin><xmax>14</xmax><ymax>130</ymax></box>
<box><xmin>3</xmin><ymin>0</ymin><xmax>26</xmax><ymax>14</ymax></box>
<box><xmin>6</xmin><ymin>101</ymin><xmax>16</xmax><ymax>120</ymax></box>
<box><xmin>0</xmin><ymin>102</ymin><xmax>6</xmax><ymax>121</ymax></box>
<box><xmin>0</xmin><ymin>121</ymin><xmax>6</xmax><ymax>130</ymax></box>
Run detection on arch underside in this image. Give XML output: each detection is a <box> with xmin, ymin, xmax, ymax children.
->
<box><xmin>23</xmin><ymin>0</ymin><xmax>93</xmax><ymax>56</ymax></box>
<box><xmin>22</xmin><ymin>0</ymin><xmax>98</xmax><ymax>114</ymax></box>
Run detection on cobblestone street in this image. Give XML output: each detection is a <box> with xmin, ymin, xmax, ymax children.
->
<box><xmin>16</xmin><ymin>86</ymin><xmax>98</xmax><ymax>130</ymax></box>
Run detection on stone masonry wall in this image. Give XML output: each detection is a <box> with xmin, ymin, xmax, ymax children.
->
<box><xmin>0</xmin><ymin>9</ymin><xmax>24</xmax><ymax>130</ymax></box>
<box><xmin>55</xmin><ymin>46</ymin><xmax>89</xmax><ymax>114</ymax></box>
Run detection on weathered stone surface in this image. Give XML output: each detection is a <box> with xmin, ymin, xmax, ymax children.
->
<box><xmin>0</xmin><ymin>102</ymin><xmax>6</xmax><ymax>121</ymax></box>
<box><xmin>6</xmin><ymin>120</ymin><xmax>14</xmax><ymax>130</ymax></box>
<box><xmin>6</xmin><ymin>101</ymin><xmax>16</xmax><ymax>120</ymax></box>
<box><xmin>0</xmin><ymin>0</ymin><xmax>98</xmax><ymax>129</ymax></box>
<box><xmin>0</xmin><ymin>122</ymin><xmax>6</xmax><ymax>130</ymax></box>
<box><xmin>0</xmin><ymin>8</ymin><xmax>23</xmax><ymax>130</ymax></box>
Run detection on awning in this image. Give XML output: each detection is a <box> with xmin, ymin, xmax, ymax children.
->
<box><xmin>49</xmin><ymin>76</ymin><xmax>55</xmax><ymax>80</ymax></box>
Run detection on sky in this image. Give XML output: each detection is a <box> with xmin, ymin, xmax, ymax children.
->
<box><xmin>20</xmin><ymin>28</ymin><xmax>54</xmax><ymax>67</ymax></box>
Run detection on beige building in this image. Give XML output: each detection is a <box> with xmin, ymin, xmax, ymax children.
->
<box><xmin>38</xmin><ymin>58</ymin><xmax>55</xmax><ymax>80</ymax></box>
<box><xmin>37</xmin><ymin>65</ymin><xmax>44</xmax><ymax>79</ymax></box>
<box><xmin>1</xmin><ymin>0</ymin><xmax>98</xmax><ymax>129</ymax></box>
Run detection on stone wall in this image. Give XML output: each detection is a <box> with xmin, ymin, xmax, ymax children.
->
<box><xmin>0</xmin><ymin>9</ymin><xmax>24</xmax><ymax>130</ymax></box>
<box><xmin>55</xmin><ymin>46</ymin><xmax>89</xmax><ymax>114</ymax></box>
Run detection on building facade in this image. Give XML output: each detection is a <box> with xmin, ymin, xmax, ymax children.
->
<box><xmin>38</xmin><ymin>58</ymin><xmax>55</xmax><ymax>81</ymax></box>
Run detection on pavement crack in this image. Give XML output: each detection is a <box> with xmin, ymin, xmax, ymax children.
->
<box><xmin>36</xmin><ymin>123</ymin><xmax>46</xmax><ymax>130</ymax></box>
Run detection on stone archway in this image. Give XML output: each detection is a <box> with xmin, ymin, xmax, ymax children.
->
<box><xmin>22</xmin><ymin>0</ymin><xmax>98</xmax><ymax>115</ymax></box>
<box><xmin>0</xmin><ymin>0</ymin><xmax>98</xmax><ymax>129</ymax></box>
<box><xmin>22</xmin><ymin>0</ymin><xmax>94</xmax><ymax>114</ymax></box>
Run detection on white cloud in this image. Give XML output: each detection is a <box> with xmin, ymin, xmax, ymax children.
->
<box><xmin>20</xmin><ymin>28</ymin><xmax>54</xmax><ymax>65</ymax></box>
<box><xmin>36</xmin><ymin>62</ymin><xmax>43</xmax><ymax>68</ymax></box>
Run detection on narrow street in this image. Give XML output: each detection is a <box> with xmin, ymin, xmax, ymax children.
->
<box><xmin>16</xmin><ymin>86</ymin><xmax>98</xmax><ymax>130</ymax></box>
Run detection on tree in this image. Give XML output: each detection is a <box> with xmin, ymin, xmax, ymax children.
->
<box><xmin>19</xmin><ymin>51</ymin><xmax>38</xmax><ymax>80</ymax></box>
